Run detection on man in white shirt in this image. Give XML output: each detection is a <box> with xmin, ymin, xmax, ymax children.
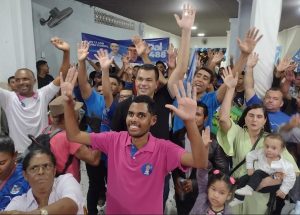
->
<box><xmin>0</xmin><ymin>37</ymin><xmax>70</xmax><ymax>153</ymax></box>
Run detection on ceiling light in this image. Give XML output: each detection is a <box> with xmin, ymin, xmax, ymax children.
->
<box><xmin>197</xmin><ymin>33</ymin><xmax>205</xmax><ymax>37</ymax></box>
<box><xmin>191</xmin><ymin>26</ymin><xmax>197</xmax><ymax>30</ymax></box>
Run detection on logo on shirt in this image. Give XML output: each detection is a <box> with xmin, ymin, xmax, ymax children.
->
<box><xmin>141</xmin><ymin>163</ymin><xmax>153</xmax><ymax>176</ymax></box>
<box><xmin>10</xmin><ymin>184</ymin><xmax>21</xmax><ymax>195</ymax></box>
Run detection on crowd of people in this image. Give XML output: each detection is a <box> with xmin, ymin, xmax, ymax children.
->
<box><xmin>0</xmin><ymin>3</ymin><xmax>300</xmax><ymax>215</ymax></box>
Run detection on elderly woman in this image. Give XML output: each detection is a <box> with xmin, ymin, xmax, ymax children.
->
<box><xmin>3</xmin><ymin>146</ymin><xmax>85</xmax><ymax>215</ymax></box>
<box><xmin>0</xmin><ymin>135</ymin><xmax>29</xmax><ymax>211</ymax></box>
<box><xmin>217</xmin><ymin>68</ymin><xmax>299</xmax><ymax>214</ymax></box>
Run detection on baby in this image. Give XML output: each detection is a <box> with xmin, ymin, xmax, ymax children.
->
<box><xmin>230</xmin><ymin>133</ymin><xmax>296</xmax><ymax>207</ymax></box>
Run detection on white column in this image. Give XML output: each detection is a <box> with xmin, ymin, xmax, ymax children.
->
<box><xmin>0</xmin><ymin>0</ymin><xmax>36</xmax><ymax>82</ymax></box>
<box><xmin>250</xmin><ymin>0</ymin><xmax>282</xmax><ymax>97</ymax></box>
<box><xmin>228</xmin><ymin>18</ymin><xmax>239</xmax><ymax>63</ymax></box>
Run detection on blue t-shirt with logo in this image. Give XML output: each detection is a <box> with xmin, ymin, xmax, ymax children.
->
<box><xmin>0</xmin><ymin>164</ymin><xmax>29</xmax><ymax>211</ymax></box>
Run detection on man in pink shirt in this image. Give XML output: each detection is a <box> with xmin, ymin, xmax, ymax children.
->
<box><xmin>61</xmin><ymin>68</ymin><xmax>208</xmax><ymax>214</ymax></box>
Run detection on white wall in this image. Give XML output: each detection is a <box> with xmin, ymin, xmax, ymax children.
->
<box><xmin>190</xmin><ymin>36</ymin><xmax>227</xmax><ymax>49</ymax></box>
<box><xmin>32</xmin><ymin>0</ymin><xmax>141</xmax><ymax>76</ymax></box>
<box><xmin>32</xmin><ymin>0</ymin><xmax>180</xmax><ymax>76</ymax></box>
<box><xmin>143</xmin><ymin>24</ymin><xmax>180</xmax><ymax>48</ymax></box>
<box><xmin>0</xmin><ymin>0</ymin><xmax>36</xmax><ymax>82</ymax></box>
<box><xmin>277</xmin><ymin>25</ymin><xmax>300</xmax><ymax>57</ymax></box>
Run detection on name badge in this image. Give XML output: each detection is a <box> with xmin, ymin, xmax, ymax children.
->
<box><xmin>141</xmin><ymin>163</ymin><xmax>153</xmax><ymax>176</ymax></box>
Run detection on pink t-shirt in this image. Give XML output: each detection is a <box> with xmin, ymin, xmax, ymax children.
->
<box><xmin>91</xmin><ymin>131</ymin><xmax>187</xmax><ymax>214</ymax></box>
<box><xmin>50</xmin><ymin>131</ymin><xmax>81</xmax><ymax>181</ymax></box>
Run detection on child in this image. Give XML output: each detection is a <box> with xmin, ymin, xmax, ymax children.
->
<box><xmin>190</xmin><ymin>127</ymin><xmax>236</xmax><ymax>215</ymax></box>
<box><xmin>230</xmin><ymin>133</ymin><xmax>296</xmax><ymax>207</ymax></box>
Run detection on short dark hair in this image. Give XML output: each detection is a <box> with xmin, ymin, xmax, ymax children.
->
<box><xmin>7</xmin><ymin>76</ymin><xmax>15</xmax><ymax>84</ymax></box>
<box><xmin>36</xmin><ymin>60</ymin><xmax>48</xmax><ymax>73</ymax></box>
<box><xmin>237</xmin><ymin>104</ymin><xmax>271</xmax><ymax>133</ymax></box>
<box><xmin>267</xmin><ymin>87</ymin><xmax>282</xmax><ymax>93</ymax></box>
<box><xmin>194</xmin><ymin>67</ymin><xmax>215</xmax><ymax>83</ymax></box>
<box><xmin>0</xmin><ymin>135</ymin><xmax>15</xmax><ymax>155</ymax></box>
<box><xmin>197</xmin><ymin>101</ymin><xmax>208</xmax><ymax>118</ymax></box>
<box><xmin>22</xmin><ymin>146</ymin><xmax>56</xmax><ymax>171</ymax></box>
<box><xmin>138</xmin><ymin>64</ymin><xmax>159</xmax><ymax>81</ymax></box>
<box><xmin>131</xmin><ymin>95</ymin><xmax>157</xmax><ymax>116</ymax></box>
<box><xmin>156</xmin><ymin>61</ymin><xmax>166</xmax><ymax>69</ymax></box>
<box><xmin>109</xmin><ymin>74</ymin><xmax>121</xmax><ymax>85</ymax></box>
<box><xmin>264</xmin><ymin>133</ymin><xmax>286</xmax><ymax>148</ymax></box>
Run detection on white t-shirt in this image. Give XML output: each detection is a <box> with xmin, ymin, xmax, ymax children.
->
<box><xmin>0</xmin><ymin>83</ymin><xmax>59</xmax><ymax>152</ymax></box>
<box><xmin>5</xmin><ymin>173</ymin><xmax>85</xmax><ymax>215</ymax></box>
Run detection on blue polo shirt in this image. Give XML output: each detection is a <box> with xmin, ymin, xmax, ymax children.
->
<box><xmin>0</xmin><ymin>164</ymin><xmax>29</xmax><ymax>211</ymax></box>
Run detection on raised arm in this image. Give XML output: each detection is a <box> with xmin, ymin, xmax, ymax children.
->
<box><xmin>216</xmin><ymin>28</ymin><xmax>262</xmax><ymax>102</ymax></box>
<box><xmin>280</xmin><ymin>70</ymin><xmax>296</xmax><ymax>100</ymax></box>
<box><xmin>275</xmin><ymin>56</ymin><xmax>295</xmax><ymax>79</ymax></box>
<box><xmin>165</xmin><ymin>81</ymin><xmax>206</xmax><ymax>168</ymax></box>
<box><xmin>94</xmin><ymin>49</ymin><xmax>114</xmax><ymax>108</ymax></box>
<box><xmin>50</xmin><ymin>37</ymin><xmax>70</xmax><ymax>86</ymax></box>
<box><xmin>207</xmin><ymin>50</ymin><xmax>224</xmax><ymax>72</ymax></box>
<box><xmin>167</xmin><ymin>3</ymin><xmax>195</xmax><ymax>98</ymax></box>
<box><xmin>244</xmin><ymin>52</ymin><xmax>259</xmax><ymax>101</ymax></box>
<box><xmin>218</xmin><ymin>67</ymin><xmax>238</xmax><ymax>133</ymax></box>
<box><xmin>132</xmin><ymin>36</ymin><xmax>152</xmax><ymax>64</ymax></box>
<box><xmin>77</xmin><ymin>41</ymin><xmax>93</xmax><ymax>100</ymax></box>
<box><xmin>61</xmin><ymin>67</ymin><xmax>90</xmax><ymax>145</ymax></box>
<box><xmin>166</xmin><ymin>43</ymin><xmax>178</xmax><ymax>78</ymax></box>
<box><xmin>87</xmin><ymin>58</ymin><xmax>101</xmax><ymax>72</ymax></box>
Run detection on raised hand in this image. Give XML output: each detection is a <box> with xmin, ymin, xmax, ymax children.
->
<box><xmin>121</xmin><ymin>54</ymin><xmax>130</xmax><ymax>69</ymax></box>
<box><xmin>237</xmin><ymin>28</ymin><xmax>263</xmax><ymax>55</ymax></box>
<box><xmin>211</xmin><ymin>50</ymin><xmax>224</xmax><ymax>64</ymax></box>
<box><xmin>285</xmin><ymin>70</ymin><xmax>295</xmax><ymax>83</ymax></box>
<box><xmin>167</xmin><ymin>43</ymin><xmax>178</xmax><ymax>69</ymax></box>
<box><xmin>60</xmin><ymin>66</ymin><xmax>78</xmax><ymax>101</ymax></box>
<box><xmin>51</xmin><ymin>37</ymin><xmax>70</xmax><ymax>51</ymax></box>
<box><xmin>222</xmin><ymin>66</ymin><xmax>238</xmax><ymax>89</ymax></box>
<box><xmin>201</xmin><ymin>127</ymin><xmax>212</xmax><ymax>148</ymax></box>
<box><xmin>246</xmin><ymin>52</ymin><xmax>259</xmax><ymax>68</ymax></box>
<box><xmin>77</xmin><ymin>41</ymin><xmax>89</xmax><ymax>62</ymax></box>
<box><xmin>276</xmin><ymin>56</ymin><xmax>292</xmax><ymax>72</ymax></box>
<box><xmin>174</xmin><ymin>3</ymin><xmax>196</xmax><ymax>30</ymax></box>
<box><xmin>94</xmin><ymin>49</ymin><xmax>114</xmax><ymax>71</ymax></box>
<box><xmin>165</xmin><ymin>81</ymin><xmax>196</xmax><ymax>121</ymax></box>
<box><xmin>132</xmin><ymin>35</ymin><xmax>150</xmax><ymax>56</ymax></box>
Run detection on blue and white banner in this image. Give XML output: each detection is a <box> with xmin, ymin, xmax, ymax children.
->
<box><xmin>81</xmin><ymin>33</ymin><xmax>169</xmax><ymax>64</ymax></box>
<box><xmin>292</xmin><ymin>48</ymin><xmax>300</xmax><ymax>73</ymax></box>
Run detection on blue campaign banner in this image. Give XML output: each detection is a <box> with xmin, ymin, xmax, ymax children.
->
<box><xmin>292</xmin><ymin>48</ymin><xmax>300</xmax><ymax>73</ymax></box>
<box><xmin>81</xmin><ymin>33</ymin><xmax>169</xmax><ymax>64</ymax></box>
<box><xmin>81</xmin><ymin>33</ymin><xmax>116</xmax><ymax>60</ymax></box>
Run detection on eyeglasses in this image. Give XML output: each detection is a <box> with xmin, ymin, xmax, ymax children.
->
<box><xmin>27</xmin><ymin>163</ymin><xmax>54</xmax><ymax>174</ymax></box>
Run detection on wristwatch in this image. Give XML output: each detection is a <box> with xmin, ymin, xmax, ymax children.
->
<box><xmin>40</xmin><ymin>208</ymin><xmax>48</xmax><ymax>215</ymax></box>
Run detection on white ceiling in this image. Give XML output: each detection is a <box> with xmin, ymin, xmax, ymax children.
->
<box><xmin>75</xmin><ymin>0</ymin><xmax>300</xmax><ymax>37</ymax></box>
